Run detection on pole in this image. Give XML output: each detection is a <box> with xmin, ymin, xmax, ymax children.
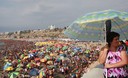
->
<box><xmin>104</xmin><ymin>21</ymin><xmax>106</xmax><ymax>43</ymax></box>
<box><xmin>104</xmin><ymin>20</ymin><xmax>107</xmax><ymax>78</ymax></box>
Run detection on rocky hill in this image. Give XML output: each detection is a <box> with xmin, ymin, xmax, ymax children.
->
<box><xmin>0</xmin><ymin>27</ymin><xmax>68</xmax><ymax>39</ymax></box>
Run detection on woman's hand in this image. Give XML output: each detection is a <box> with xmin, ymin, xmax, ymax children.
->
<box><xmin>101</xmin><ymin>44</ymin><xmax>109</xmax><ymax>52</ymax></box>
<box><xmin>98</xmin><ymin>45</ymin><xmax>109</xmax><ymax>64</ymax></box>
<box><xmin>103</xmin><ymin>47</ymin><xmax>108</xmax><ymax>53</ymax></box>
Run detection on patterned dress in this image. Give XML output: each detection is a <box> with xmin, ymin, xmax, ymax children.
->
<box><xmin>104</xmin><ymin>50</ymin><xmax>128</xmax><ymax>78</ymax></box>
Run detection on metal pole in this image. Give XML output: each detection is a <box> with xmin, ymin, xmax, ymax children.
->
<box><xmin>104</xmin><ymin>21</ymin><xmax>106</xmax><ymax>43</ymax></box>
<box><xmin>104</xmin><ymin>20</ymin><xmax>107</xmax><ymax>78</ymax></box>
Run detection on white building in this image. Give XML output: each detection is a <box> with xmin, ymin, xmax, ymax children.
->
<box><xmin>49</xmin><ymin>25</ymin><xmax>55</xmax><ymax>30</ymax></box>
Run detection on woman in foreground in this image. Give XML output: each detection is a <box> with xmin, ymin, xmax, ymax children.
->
<box><xmin>99</xmin><ymin>31</ymin><xmax>128</xmax><ymax>78</ymax></box>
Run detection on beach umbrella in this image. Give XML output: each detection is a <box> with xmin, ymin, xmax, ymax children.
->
<box><xmin>18</xmin><ymin>59</ymin><xmax>21</xmax><ymax>63</ymax></box>
<box><xmin>39</xmin><ymin>71</ymin><xmax>46</xmax><ymax>78</ymax></box>
<box><xmin>47</xmin><ymin>60</ymin><xmax>53</xmax><ymax>65</ymax></box>
<box><xmin>35</xmin><ymin>42</ymin><xmax>39</xmax><ymax>46</ymax></box>
<box><xmin>36</xmin><ymin>62</ymin><xmax>40</xmax><ymax>66</ymax></box>
<box><xmin>38</xmin><ymin>52</ymin><xmax>44</xmax><ymax>57</ymax></box>
<box><xmin>26</xmin><ymin>63</ymin><xmax>31</xmax><ymax>68</ymax></box>
<box><xmin>29</xmin><ymin>68</ymin><xmax>39</xmax><ymax>76</ymax></box>
<box><xmin>15</xmin><ymin>67</ymin><xmax>23</xmax><ymax>71</ymax></box>
<box><xmin>47</xmin><ymin>65</ymin><xmax>56</xmax><ymax>69</ymax></box>
<box><xmin>17</xmin><ymin>63</ymin><xmax>23</xmax><ymax>68</ymax></box>
<box><xmin>85</xmin><ymin>49</ymin><xmax>90</xmax><ymax>53</ymax></box>
<box><xmin>9</xmin><ymin>72</ymin><xmax>19</xmax><ymax>78</ymax></box>
<box><xmin>23</xmin><ymin>56</ymin><xmax>29</xmax><ymax>60</ymax></box>
<box><xmin>28</xmin><ymin>53</ymin><xmax>34</xmax><ymax>58</ymax></box>
<box><xmin>50</xmin><ymin>53</ymin><xmax>56</xmax><ymax>57</ymax></box>
<box><xmin>5</xmin><ymin>66</ymin><xmax>14</xmax><ymax>71</ymax></box>
<box><xmin>40</xmin><ymin>58</ymin><xmax>47</xmax><ymax>63</ymax></box>
<box><xmin>4</xmin><ymin>59</ymin><xmax>9</xmax><ymax>62</ymax></box>
<box><xmin>34</xmin><ymin>58</ymin><xmax>40</xmax><ymax>61</ymax></box>
<box><xmin>44</xmin><ymin>55</ymin><xmax>50</xmax><ymax>60</ymax></box>
<box><xmin>3</xmin><ymin>62</ymin><xmax>12</xmax><ymax>70</ymax></box>
<box><xmin>55</xmin><ymin>43</ymin><xmax>63</xmax><ymax>48</ymax></box>
<box><xmin>32</xmin><ymin>49</ymin><xmax>37</xmax><ymax>53</ymax></box>
<box><xmin>20</xmin><ymin>54</ymin><xmax>24</xmax><ymax>59</ymax></box>
<box><xmin>59</xmin><ymin>54</ymin><xmax>66</xmax><ymax>57</ymax></box>
<box><xmin>64</xmin><ymin>10</ymin><xmax>128</xmax><ymax>41</ymax></box>
<box><xmin>56</xmin><ymin>58</ymin><xmax>61</xmax><ymax>62</ymax></box>
<box><xmin>62</xmin><ymin>46</ymin><xmax>68</xmax><ymax>50</ymax></box>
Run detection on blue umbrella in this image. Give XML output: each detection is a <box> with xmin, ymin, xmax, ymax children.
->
<box><xmin>73</xmin><ymin>47</ymin><xmax>81</xmax><ymax>52</ymax></box>
<box><xmin>29</xmin><ymin>68</ymin><xmax>39</xmax><ymax>76</ymax></box>
<box><xmin>3</xmin><ymin>62</ymin><xmax>12</xmax><ymax>70</ymax></box>
<box><xmin>28</xmin><ymin>53</ymin><xmax>34</xmax><ymax>58</ymax></box>
<box><xmin>59</xmin><ymin>54</ymin><xmax>66</xmax><ymax>57</ymax></box>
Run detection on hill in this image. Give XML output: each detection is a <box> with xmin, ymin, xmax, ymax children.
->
<box><xmin>0</xmin><ymin>27</ymin><xmax>68</xmax><ymax>39</ymax></box>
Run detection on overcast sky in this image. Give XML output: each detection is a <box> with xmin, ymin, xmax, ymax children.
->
<box><xmin>0</xmin><ymin>0</ymin><xmax>128</xmax><ymax>32</ymax></box>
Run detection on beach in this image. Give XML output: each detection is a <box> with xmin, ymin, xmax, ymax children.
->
<box><xmin>0</xmin><ymin>39</ymin><xmax>104</xmax><ymax>78</ymax></box>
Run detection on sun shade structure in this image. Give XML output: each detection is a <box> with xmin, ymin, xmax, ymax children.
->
<box><xmin>64</xmin><ymin>10</ymin><xmax>128</xmax><ymax>41</ymax></box>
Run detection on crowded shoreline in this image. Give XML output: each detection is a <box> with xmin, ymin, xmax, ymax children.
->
<box><xmin>0</xmin><ymin>39</ymin><xmax>103</xmax><ymax>78</ymax></box>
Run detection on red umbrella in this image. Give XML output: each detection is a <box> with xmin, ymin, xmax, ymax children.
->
<box><xmin>34</xmin><ymin>58</ymin><xmax>40</xmax><ymax>61</ymax></box>
<box><xmin>55</xmin><ymin>43</ymin><xmax>63</xmax><ymax>48</ymax></box>
<box><xmin>32</xmin><ymin>49</ymin><xmax>37</xmax><ymax>53</ymax></box>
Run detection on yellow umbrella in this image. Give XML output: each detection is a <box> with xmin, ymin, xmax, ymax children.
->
<box><xmin>35</xmin><ymin>42</ymin><xmax>39</xmax><ymax>46</ymax></box>
<box><xmin>39</xmin><ymin>71</ymin><xmax>46</xmax><ymax>78</ymax></box>
<box><xmin>50</xmin><ymin>53</ymin><xmax>54</xmax><ymax>57</ymax></box>
<box><xmin>50</xmin><ymin>53</ymin><xmax>57</xmax><ymax>57</ymax></box>
<box><xmin>23</xmin><ymin>56</ymin><xmax>29</xmax><ymax>60</ymax></box>
<box><xmin>47</xmin><ymin>61</ymin><xmax>53</xmax><ymax>65</ymax></box>
<box><xmin>40</xmin><ymin>58</ymin><xmax>47</xmax><ymax>63</ymax></box>
<box><xmin>5</xmin><ymin>66</ymin><xmax>14</xmax><ymax>71</ymax></box>
<box><xmin>4</xmin><ymin>59</ymin><xmax>9</xmax><ymax>62</ymax></box>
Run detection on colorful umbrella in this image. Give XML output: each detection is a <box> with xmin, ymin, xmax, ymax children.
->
<box><xmin>3</xmin><ymin>62</ymin><xmax>12</xmax><ymax>70</ymax></box>
<box><xmin>64</xmin><ymin>10</ymin><xmax>128</xmax><ymax>41</ymax></box>
<box><xmin>55</xmin><ymin>58</ymin><xmax>61</xmax><ymax>62</ymax></box>
<box><xmin>9</xmin><ymin>72</ymin><xmax>19</xmax><ymax>78</ymax></box>
<box><xmin>44</xmin><ymin>55</ymin><xmax>50</xmax><ymax>60</ymax></box>
<box><xmin>39</xmin><ymin>71</ymin><xmax>46</xmax><ymax>78</ymax></box>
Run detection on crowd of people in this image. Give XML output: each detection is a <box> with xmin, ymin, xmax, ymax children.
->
<box><xmin>0</xmin><ymin>39</ymin><xmax>101</xmax><ymax>78</ymax></box>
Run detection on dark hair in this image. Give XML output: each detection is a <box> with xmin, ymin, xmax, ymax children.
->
<box><xmin>107</xmin><ymin>31</ymin><xmax>120</xmax><ymax>47</ymax></box>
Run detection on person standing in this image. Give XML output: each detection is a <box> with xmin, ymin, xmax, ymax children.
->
<box><xmin>99</xmin><ymin>31</ymin><xmax>128</xmax><ymax>78</ymax></box>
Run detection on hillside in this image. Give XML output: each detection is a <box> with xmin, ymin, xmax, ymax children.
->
<box><xmin>0</xmin><ymin>28</ymin><xmax>68</xmax><ymax>39</ymax></box>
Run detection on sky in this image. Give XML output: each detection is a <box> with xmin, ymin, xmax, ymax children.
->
<box><xmin>0</xmin><ymin>0</ymin><xmax>128</xmax><ymax>33</ymax></box>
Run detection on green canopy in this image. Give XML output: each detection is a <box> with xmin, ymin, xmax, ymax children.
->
<box><xmin>9</xmin><ymin>72</ymin><xmax>19</xmax><ymax>78</ymax></box>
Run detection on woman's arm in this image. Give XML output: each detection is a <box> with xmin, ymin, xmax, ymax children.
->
<box><xmin>105</xmin><ymin>50</ymin><xmax>128</xmax><ymax>68</ymax></box>
<box><xmin>98</xmin><ymin>47</ymin><xmax>108</xmax><ymax>64</ymax></box>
